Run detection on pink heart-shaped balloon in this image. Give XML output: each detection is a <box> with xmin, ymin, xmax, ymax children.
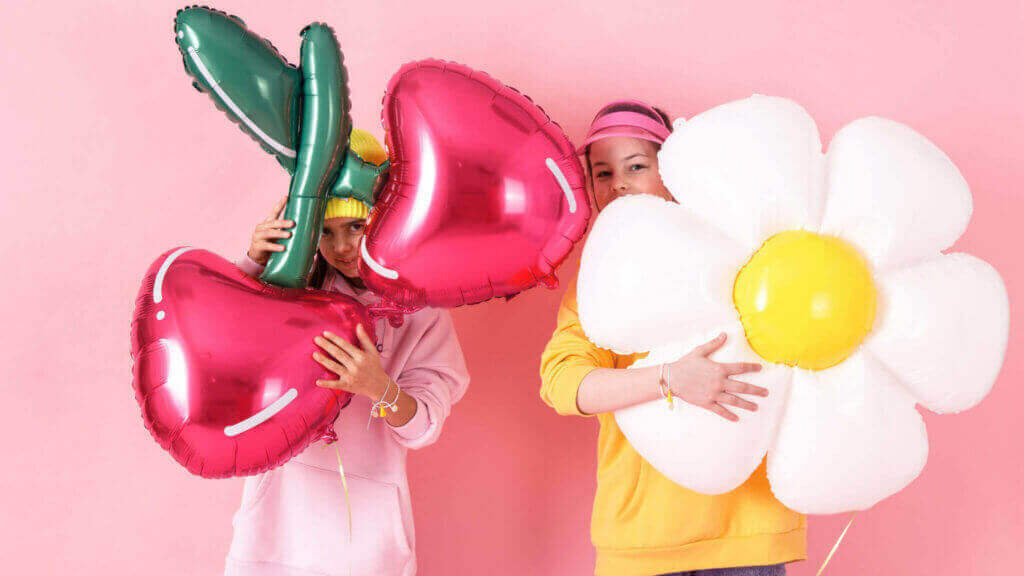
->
<box><xmin>130</xmin><ymin>248</ymin><xmax>369</xmax><ymax>478</ymax></box>
<box><xmin>360</xmin><ymin>59</ymin><xmax>590</xmax><ymax>308</ymax></box>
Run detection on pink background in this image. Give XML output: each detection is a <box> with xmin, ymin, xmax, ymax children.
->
<box><xmin>1</xmin><ymin>1</ymin><xmax>1021</xmax><ymax>574</ymax></box>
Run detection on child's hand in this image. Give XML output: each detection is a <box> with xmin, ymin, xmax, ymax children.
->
<box><xmin>312</xmin><ymin>324</ymin><xmax>390</xmax><ymax>400</ymax></box>
<box><xmin>247</xmin><ymin>195</ymin><xmax>294</xmax><ymax>266</ymax></box>
<box><xmin>668</xmin><ymin>333</ymin><xmax>768</xmax><ymax>422</ymax></box>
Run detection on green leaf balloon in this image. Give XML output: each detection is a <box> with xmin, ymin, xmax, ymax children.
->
<box><xmin>172</xmin><ymin>7</ymin><xmax>353</xmax><ymax>288</ymax></box>
<box><xmin>174</xmin><ymin>7</ymin><xmax>301</xmax><ymax>172</ymax></box>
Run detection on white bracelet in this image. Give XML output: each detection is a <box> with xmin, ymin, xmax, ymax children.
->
<box><xmin>367</xmin><ymin>378</ymin><xmax>400</xmax><ymax>428</ymax></box>
<box><xmin>658</xmin><ymin>364</ymin><xmax>675</xmax><ymax>410</ymax></box>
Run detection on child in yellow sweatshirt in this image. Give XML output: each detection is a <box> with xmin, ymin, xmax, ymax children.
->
<box><xmin>540</xmin><ymin>100</ymin><xmax>806</xmax><ymax>576</ymax></box>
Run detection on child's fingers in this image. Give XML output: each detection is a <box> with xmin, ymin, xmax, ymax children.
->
<box><xmin>718</xmin><ymin>393</ymin><xmax>759</xmax><ymax>412</ymax></box>
<box><xmin>323</xmin><ymin>331</ymin><xmax>363</xmax><ymax>361</ymax></box>
<box><xmin>256</xmin><ymin>229</ymin><xmax>292</xmax><ymax>241</ymax></box>
<box><xmin>723</xmin><ymin>362</ymin><xmax>761</xmax><ymax>375</ymax></box>
<box><xmin>314</xmin><ymin>337</ymin><xmax>356</xmax><ymax>371</ymax></box>
<box><xmin>257</xmin><ymin>219</ymin><xmax>295</xmax><ymax>231</ymax></box>
<box><xmin>266</xmin><ymin>195</ymin><xmax>288</xmax><ymax>221</ymax></box>
<box><xmin>355</xmin><ymin>324</ymin><xmax>377</xmax><ymax>355</ymax></box>
<box><xmin>312</xmin><ymin>351</ymin><xmax>348</xmax><ymax>377</ymax></box>
<box><xmin>693</xmin><ymin>332</ymin><xmax>727</xmax><ymax>356</ymax></box>
<box><xmin>708</xmin><ymin>403</ymin><xmax>739</xmax><ymax>422</ymax></box>
<box><xmin>725</xmin><ymin>379</ymin><xmax>769</xmax><ymax>397</ymax></box>
<box><xmin>255</xmin><ymin>241</ymin><xmax>285</xmax><ymax>253</ymax></box>
<box><xmin>316</xmin><ymin>378</ymin><xmax>353</xmax><ymax>391</ymax></box>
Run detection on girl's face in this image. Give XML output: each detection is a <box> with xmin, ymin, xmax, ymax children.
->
<box><xmin>319</xmin><ymin>217</ymin><xmax>367</xmax><ymax>278</ymax></box>
<box><xmin>587</xmin><ymin>136</ymin><xmax>673</xmax><ymax>211</ymax></box>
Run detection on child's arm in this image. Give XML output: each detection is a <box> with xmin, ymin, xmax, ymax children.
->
<box><xmin>540</xmin><ymin>283</ymin><xmax>766</xmax><ymax>420</ymax></box>
<box><xmin>577</xmin><ymin>335</ymin><xmax>766</xmax><ymax>420</ymax></box>
<box><xmin>385</xmin><ymin>310</ymin><xmax>470</xmax><ymax>449</ymax></box>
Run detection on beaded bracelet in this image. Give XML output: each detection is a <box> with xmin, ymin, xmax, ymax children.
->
<box><xmin>658</xmin><ymin>364</ymin><xmax>675</xmax><ymax>410</ymax></box>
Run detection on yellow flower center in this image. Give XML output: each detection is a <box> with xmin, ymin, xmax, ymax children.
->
<box><xmin>732</xmin><ymin>231</ymin><xmax>877</xmax><ymax>371</ymax></box>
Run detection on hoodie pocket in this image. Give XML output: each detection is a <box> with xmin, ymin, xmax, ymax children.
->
<box><xmin>228</xmin><ymin>461</ymin><xmax>413</xmax><ymax>576</ymax></box>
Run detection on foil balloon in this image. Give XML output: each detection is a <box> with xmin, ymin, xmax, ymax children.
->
<box><xmin>360</xmin><ymin>59</ymin><xmax>590</xmax><ymax>308</ymax></box>
<box><xmin>174</xmin><ymin>8</ymin><xmax>351</xmax><ymax>289</ymax></box>
<box><xmin>130</xmin><ymin>248</ymin><xmax>373</xmax><ymax>478</ymax></box>
<box><xmin>577</xmin><ymin>96</ymin><xmax>1009</xmax><ymax>514</ymax></box>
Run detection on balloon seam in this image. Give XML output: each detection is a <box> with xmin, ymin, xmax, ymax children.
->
<box><xmin>186</xmin><ymin>47</ymin><xmax>297</xmax><ymax>158</ymax></box>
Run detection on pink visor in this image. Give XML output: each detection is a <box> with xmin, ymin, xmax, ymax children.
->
<box><xmin>576</xmin><ymin>100</ymin><xmax>672</xmax><ymax>154</ymax></box>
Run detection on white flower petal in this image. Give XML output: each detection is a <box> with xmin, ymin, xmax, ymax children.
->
<box><xmin>616</xmin><ymin>324</ymin><xmax>791</xmax><ymax>494</ymax></box>
<box><xmin>578</xmin><ymin>195</ymin><xmax>746</xmax><ymax>354</ymax></box>
<box><xmin>820</xmin><ymin>117</ymin><xmax>972</xmax><ymax>271</ymax></box>
<box><xmin>658</xmin><ymin>95</ymin><xmax>826</xmax><ymax>252</ymax></box>
<box><xmin>867</xmin><ymin>253</ymin><xmax>1009</xmax><ymax>413</ymax></box>
<box><xmin>767</xmin><ymin>352</ymin><xmax>928</xmax><ymax>514</ymax></box>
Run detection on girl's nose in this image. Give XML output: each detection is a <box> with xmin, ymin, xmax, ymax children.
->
<box><xmin>341</xmin><ymin>235</ymin><xmax>362</xmax><ymax>256</ymax></box>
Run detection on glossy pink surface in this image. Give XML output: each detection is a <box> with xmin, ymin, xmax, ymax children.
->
<box><xmin>129</xmin><ymin>248</ymin><xmax>370</xmax><ymax>478</ymax></box>
<box><xmin>360</xmin><ymin>59</ymin><xmax>590</xmax><ymax>308</ymax></box>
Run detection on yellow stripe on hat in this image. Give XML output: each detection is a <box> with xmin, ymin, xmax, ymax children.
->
<box><xmin>324</xmin><ymin>197</ymin><xmax>370</xmax><ymax>220</ymax></box>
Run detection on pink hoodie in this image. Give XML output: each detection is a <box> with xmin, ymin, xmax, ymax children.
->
<box><xmin>224</xmin><ymin>255</ymin><xmax>470</xmax><ymax>576</ymax></box>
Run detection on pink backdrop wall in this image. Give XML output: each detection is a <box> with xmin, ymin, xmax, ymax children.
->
<box><xmin>1</xmin><ymin>1</ymin><xmax>1021</xmax><ymax>574</ymax></box>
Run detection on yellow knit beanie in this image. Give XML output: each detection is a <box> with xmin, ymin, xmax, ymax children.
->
<box><xmin>324</xmin><ymin>128</ymin><xmax>389</xmax><ymax>220</ymax></box>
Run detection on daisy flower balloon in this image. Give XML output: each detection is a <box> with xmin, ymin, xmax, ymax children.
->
<box><xmin>577</xmin><ymin>95</ymin><xmax>1009</xmax><ymax>515</ymax></box>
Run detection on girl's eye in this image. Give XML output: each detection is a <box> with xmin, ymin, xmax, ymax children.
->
<box><xmin>629</xmin><ymin>163</ymin><xmax>647</xmax><ymax>172</ymax></box>
<box><xmin>595</xmin><ymin>171</ymin><xmax>611</xmax><ymax>179</ymax></box>
<box><xmin>350</xmin><ymin>224</ymin><xmax>366</xmax><ymax>233</ymax></box>
<box><xmin>321</xmin><ymin>229</ymin><xmax>331</xmax><ymax>236</ymax></box>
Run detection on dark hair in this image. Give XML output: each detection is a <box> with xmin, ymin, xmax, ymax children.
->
<box><xmin>583</xmin><ymin>103</ymin><xmax>673</xmax><ymax>188</ymax></box>
<box><xmin>595</xmin><ymin>102</ymin><xmax>671</xmax><ymax>128</ymax></box>
<box><xmin>308</xmin><ymin>251</ymin><xmax>329</xmax><ymax>289</ymax></box>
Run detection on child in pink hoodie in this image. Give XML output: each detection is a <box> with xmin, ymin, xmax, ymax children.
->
<box><xmin>225</xmin><ymin>132</ymin><xmax>470</xmax><ymax>576</ymax></box>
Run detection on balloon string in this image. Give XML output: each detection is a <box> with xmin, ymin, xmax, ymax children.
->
<box><xmin>336</xmin><ymin>442</ymin><xmax>352</xmax><ymax>576</ymax></box>
<box><xmin>816</xmin><ymin>513</ymin><xmax>856</xmax><ymax>576</ymax></box>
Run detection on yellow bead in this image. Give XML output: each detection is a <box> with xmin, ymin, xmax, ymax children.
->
<box><xmin>733</xmin><ymin>231</ymin><xmax>877</xmax><ymax>371</ymax></box>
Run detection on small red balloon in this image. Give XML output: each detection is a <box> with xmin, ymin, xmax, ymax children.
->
<box><xmin>360</xmin><ymin>59</ymin><xmax>590</xmax><ymax>308</ymax></box>
<box><xmin>130</xmin><ymin>248</ymin><xmax>370</xmax><ymax>478</ymax></box>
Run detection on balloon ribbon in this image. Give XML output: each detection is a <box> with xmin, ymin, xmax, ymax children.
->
<box><xmin>816</xmin><ymin>513</ymin><xmax>856</xmax><ymax>575</ymax></box>
<box><xmin>335</xmin><ymin>442</ymin><xmax>352</xmax><ymax>576</ymax></box>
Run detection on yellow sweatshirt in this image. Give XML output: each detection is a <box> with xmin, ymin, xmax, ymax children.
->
<box><xmin>540</xmin><ymin>280</ymin><xmax>806</xmax><ymax>576</ymax></box>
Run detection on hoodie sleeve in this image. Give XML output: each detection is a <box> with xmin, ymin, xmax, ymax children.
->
<box><xmin>236</xmin><ymin>252</ymin><xmax>265</xmax><ymax>278</ymax></box>
<box><xmin>388</xmin><ymin>309</ymin><xmax>470</xmax><ymax>450</ymax></box>
<box><xmin>539</xmin><ymin>281</ymin><xmax>618</xmax><ymax>417</ymax></box>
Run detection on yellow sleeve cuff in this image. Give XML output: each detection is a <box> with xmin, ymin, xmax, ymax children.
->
<box><xmin>543</xmin><ymin>362</ymin><xmax>601</xmax><ymax>417</ymax></box>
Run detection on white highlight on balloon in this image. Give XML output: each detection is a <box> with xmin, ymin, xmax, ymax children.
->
<box><xmin>186</xmin><ymin>46</ymin><xmax>297</xmax><ymax>159</ymax></box>
<box><xmin>156</xmin><ymin>311</ymin><xmax>166</xmax><ymax>320</ymax></box>
<box><xmin>407</xmin><ymin>131</ymin><xmax>437</xmax><ymax>234</ymax></box>
<box><xmin>154</xmin><ymin>247</ymin><xmax>195</xmax><ymax>304</ymax></box>
<box><xmin>224</xmin><ymin>388</ymin><xmax>298</xmax><ymax>437</ymax></box>
<box><xmin>546</xmin><ymin>158</ymin><xmax>577</xmax><ymax>214</ymax></box>
<box><xmin>360</xmin><ymin>237</ymin><xmax>399</xmax><ymax>280</ymax></box>
<box><xmin>159</xmin><ymin>338</ymin><xmax>190</xmax><ymax>416</ymax></box>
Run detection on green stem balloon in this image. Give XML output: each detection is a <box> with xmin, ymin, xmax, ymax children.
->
<box><xmin>262</xmin><ymin>24</ymin><xmax>351</xmax><ymax>288</ymax></box>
